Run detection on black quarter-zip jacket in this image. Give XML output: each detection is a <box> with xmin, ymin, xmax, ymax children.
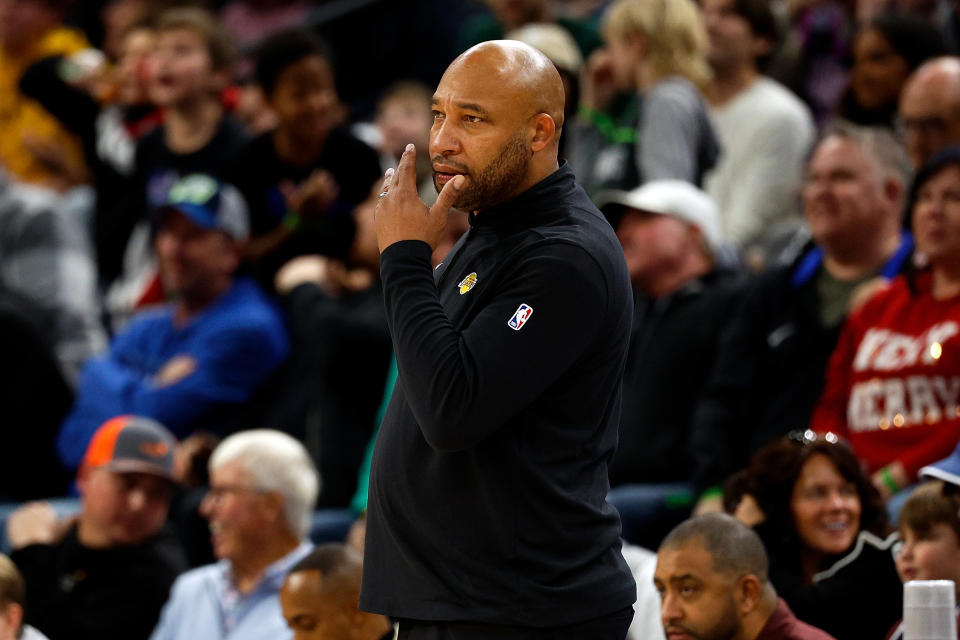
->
<box><xmin>360</xmin><ymin>164</ymin><xmax>637</xmax><ymax>626</ymax></box>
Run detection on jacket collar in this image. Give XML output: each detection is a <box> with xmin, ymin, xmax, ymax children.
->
<box><xmin>790</xmin><ymin>233</ymin><xmax>914</xmax><ymax>289</ymax></box>
<box><xmin>468</xmin><ymin>162</ymin><xmax>575</xmax><ymax>232</ymax></box>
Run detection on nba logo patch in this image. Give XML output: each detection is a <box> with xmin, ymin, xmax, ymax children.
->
<box><xmin>507</xmin><ymin>304</ymin><xmax>533</xmax><ymax>331</ymax></box>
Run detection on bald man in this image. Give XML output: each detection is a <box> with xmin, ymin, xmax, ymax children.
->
<box><xmin>363</xmin><ymin>41</ymin><xmax>636</xmax><ymax>638</ymax></box>
<box><xmin>281</xmin><ymin>545</ymin><xmax>394</xmax><ymax>640</ymax></box>
<box><xmin>655</xmin><ymin>514</ymin><xmax>836</xmax><ymax>640</ymax></box>
<box><xmin>899</xmin><ymin>57</ymin><xmax>960</xmax><ymax>168</ymax></box>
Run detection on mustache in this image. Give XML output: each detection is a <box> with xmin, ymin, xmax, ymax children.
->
<box><xmin>431</xmin><ymin>156</ymin><xmax>470</xmax><ymax>174</ymax></box>
<box><xmin>664</xmin><ymin>626</ymin><xmax>702</xmax><ymax>639</ymax></box>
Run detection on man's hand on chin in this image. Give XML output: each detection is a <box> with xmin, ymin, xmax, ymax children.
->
<box><xmin>375</xmin><ymin>144</ymin><xmax>464</xmax><ymax>253</ymax></box>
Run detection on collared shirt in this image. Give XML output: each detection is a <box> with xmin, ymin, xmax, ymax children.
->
<box><xmin>756</xmin><ymin>598</ymin><xmax>837</xmax><ymax>640</ymax></box>
<box><xmin>150</xmin><ymin>543</ymin><xmax>312</xmax><ymax>640</ymax></box>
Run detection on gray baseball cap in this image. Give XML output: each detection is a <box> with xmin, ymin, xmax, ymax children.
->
<box><xmin>81</xmin><ymin>415</ymin><xmax>177</xmax><ymax>481</ymax></box>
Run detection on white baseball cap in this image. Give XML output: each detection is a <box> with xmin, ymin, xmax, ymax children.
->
<box><xmin>595</xmin><ymin>180</ymin><xmax>723</xmax><ymax>253</ymax></box>
<box><xmin>505</xmin><ymin>23</ymin><xmax>583</xmax><ymax>76</ymax></box>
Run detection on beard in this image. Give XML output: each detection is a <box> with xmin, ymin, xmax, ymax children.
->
<box><xmin>433</xmin><ymin>132</ymin><xmax>531</xmax><ymax>212</ymax></box>
<box><xmin>663</xmin><ymin>597</ymin><xmax>740</xmax><ymax>640</ymax></box>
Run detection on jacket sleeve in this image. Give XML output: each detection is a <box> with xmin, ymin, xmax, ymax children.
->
<box><xmin>19</xmin><ymin>55</ymin><xmax>99</xmax><ymax>146</ymax></box>
<box><xmin>284</xmin><ymin>283</ymin><xmax>388</xmax><ymax>362</ymax></box>
<box><xmin>689</xmin><ymin>278</ymin><xmax>762</xmax><ymax>493</ymax></box>
<box><xmin>379</xmin><ymin>239</ymin><xmax>609</xmax><ymax>452</ymax></box>
<box><xmin>57</xmin><ymin>319</ymin><xmax>289</xmax><ymax>467</ymax></box>
<box><xmin>639</xmin><ymin>82</ymin><xmax>703</xmax><ymax>184</ymax></box>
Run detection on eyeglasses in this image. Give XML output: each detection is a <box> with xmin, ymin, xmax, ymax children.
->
<box><xmin>787</xmin><ymin>429</ymin><xmax>841</xmax><ymax>446</ymax></box>
<box><xmin>204</xmin><ymin>484</ymin><xmax>267</xmax><ymax>504</ymax></box>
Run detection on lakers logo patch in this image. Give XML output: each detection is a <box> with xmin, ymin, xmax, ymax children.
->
<box><xmin>507</xmin><ymin>304</ymin><xmax>533</xmax><ymax>331</ymax></box>
<box><xmin>458</xmin><ymin>272</ymin><xmax>478</xmax><ymax>295</ymax></box>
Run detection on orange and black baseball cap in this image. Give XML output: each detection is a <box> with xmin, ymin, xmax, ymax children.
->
<box><xmin>81</xmin><ymin>415</ymin><xmax>177</xmax><ymax>481</ymax></box>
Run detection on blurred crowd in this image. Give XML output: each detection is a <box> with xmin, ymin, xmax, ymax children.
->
<box><xmin>2</xmin><ymin>0</ymin><xmax>960</xmax><ymax>638</ymax></box>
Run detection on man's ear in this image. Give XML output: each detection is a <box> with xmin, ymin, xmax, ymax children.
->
<box><xmin>736</xmin><ymin>574</ymin><xmax>763</xmax><ymax>614</ymax></box>
<box><xmin>262</xmin><ymin>491</ymin><xmax>286</xmax><ymax>527</ymax></box>
<box><xmin>883</xmin><ymin>177</ymin><xmax>904</xmax><ymax>209</ymax></box>
<box><xmin>529</xmin><ymin>113</ymin><xmax>557</xmax><ymax>153</ymax></box>
<box><xmin>2</xmin><ymin>602</ymin><xmax>23</xmax><ymax>634</ymax></box>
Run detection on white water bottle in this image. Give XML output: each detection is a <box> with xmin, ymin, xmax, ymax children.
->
<box><xmin>904</xmin><ymin>580</ymin><xmax>957</xmax><ymax>640</ymax></box>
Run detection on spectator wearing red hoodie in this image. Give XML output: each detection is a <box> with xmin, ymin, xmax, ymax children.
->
<box><xmin>812</xmin><ymin>145</ymin><xmax>960</xmax><ymax>509</ymax></box>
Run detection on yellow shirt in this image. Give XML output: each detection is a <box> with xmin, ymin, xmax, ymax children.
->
<box><xmin>0</xmin><ymin>27</ymin><xmax>88</xmax><ymax>185</ymax></box>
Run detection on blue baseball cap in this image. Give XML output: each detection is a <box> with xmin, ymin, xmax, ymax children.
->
<box><xmin>156</xmin><ymin>173</ymin><xmax>249</xmax><ymax>241</ymax></box>
<box><xmin>920</xmin><ymin>443</ymin><xmax>960</xmax><ymax>487</ymax></box>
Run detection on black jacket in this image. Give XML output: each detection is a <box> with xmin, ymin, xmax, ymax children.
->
<box><xmin>690</xmin><ymin>240</ymin><xmax>913</xmax><ymax>493</ymax></box>
<box><xmin>756</xmin><ymin>524</ymin><xmax>902</xmax><ymax>640</ymax></box>
<box><xmin>360</xmin><ymin>164</ymin><xmax>636</xmax><ymax>626</ymax></box>
<box><xmin>611</xmin><ymin>266</ymin><xmax>746</xmax><ymax>486</ymax></box>
<box><xmin>13</xmin><ymin>523</ymin><xmax>187</xmax><ymax>640</ymax></box>
<box><xmin>278</xmin><ymin>281</ymin><xmax>392</xmax><ymax>507</ymax></box>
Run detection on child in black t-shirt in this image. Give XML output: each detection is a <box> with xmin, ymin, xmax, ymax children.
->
<box><xmin>105</xmin><ymin>7</ymin><xmax>249</xmax><ymax>326</ymax></box>
<box><xmin>137</xmin><ymin>6</ymin><xmax>247</xmax><ymax>206</ymax></box>
<box><xmin>228</xmin><ymin>28</ymin><xmax>381</xmax><ymax>292</ymax></box>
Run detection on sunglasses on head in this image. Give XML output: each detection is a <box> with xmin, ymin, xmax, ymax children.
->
<box><xmin>787</xmin><ymin>429</ymin><xmax>841</xmax><ymax>446</ymax></box>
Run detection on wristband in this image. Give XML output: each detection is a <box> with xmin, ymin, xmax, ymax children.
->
<box><xmin>576</xmin><ymin>105</ymin><xmax>636</xmax><ymax>145</ymax></box>
<box><xmin>577</xmin><ymin>105</ymin><xmax>611</xmax><ymax>127</ymax></box>
<box><xmin>699</xmin><ymin>486</ymin><xmax>723</xmax><ymax>501</ymax></box>
<box><xmin>880</xmin><ymin>467</ymin><xmax>902</xmax><ymax>494</ymax></box>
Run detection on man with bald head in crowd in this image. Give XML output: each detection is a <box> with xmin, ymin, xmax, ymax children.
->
<box><xmin>280</xmin><ymin>544</ymin><xmax>394</xmax><ymax>640</ymax></box>
<box><xmin>363</xmin><ymin>41</ymin><xmax>636</xmax><ymax>638</ymax></box>
<box><xmin>899</xmin><ymin>57</ymin><xmax>960</xmax><ymax>168</ymax></box>
<box><xmin>655</xmin><ymin>514</ymin><xmax>836</xmax><ymax>640</ymax></box>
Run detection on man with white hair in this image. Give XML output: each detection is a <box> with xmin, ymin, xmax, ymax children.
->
<box><xmin>595</xmin><ymin>180</ymin><xmax>745</xmax><ymax>549</ymax></box>
<box><xmin>150</xmin><ymin>429</ymin><xmax>318</xmax><ymax>640</ymax></box>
